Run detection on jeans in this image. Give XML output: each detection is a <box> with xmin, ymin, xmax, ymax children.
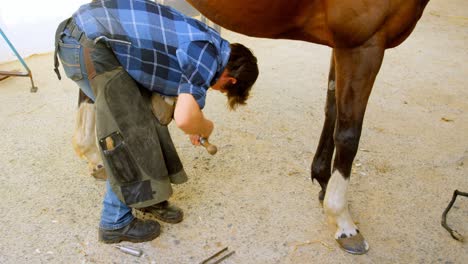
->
<box><xmin>100</xmin><ymin>181</ymin><xmax>134</xmax><ymax>230</ymax></box>
<box><xmin>57</xmin><ymin>29</ymin><xmax>96</xmax><ymax>101</ymax></box>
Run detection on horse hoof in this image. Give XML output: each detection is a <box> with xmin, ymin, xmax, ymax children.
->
<box><xmin>91</xmin><ymin>165</ymin><xmax>107</xmax><ymax>181</ymax></box>
<box><xmin>336</xmin><ymin>233</ymin><xmax>369</xmax><ymax>255</ymax></box>
<box><xmin>318</xmin><ymin>189</ymin><xmax>325</xmax><ymax>204</ymax></box>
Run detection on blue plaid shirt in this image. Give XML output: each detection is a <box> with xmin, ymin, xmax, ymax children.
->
<box><xmin>73</xmin><ymin>0</ymin><xmax>230</xmax><ymax>109</ymax></box>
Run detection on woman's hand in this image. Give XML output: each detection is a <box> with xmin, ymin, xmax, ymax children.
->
<box><xmin>189</xmin><ymin>134</ymin><xmax>201</xmax><ymax>146</ymax></box>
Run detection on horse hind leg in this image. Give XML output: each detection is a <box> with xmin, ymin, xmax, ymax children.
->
<box><xmin>324</xmin><ymin>34</ymin><xmax>385</xmax><ymax>254</ymax></box>
<box><xmin>311</xmin><ymin>52</ymin><xmax>337</xmax><ymax>202</ymax></box>
<box><xmin>72</xmin><ymin>91</ymin><xmax>107</xmax><ymax>180</ymax></box>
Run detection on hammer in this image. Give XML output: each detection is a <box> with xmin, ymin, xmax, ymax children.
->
<box><xmin>199</xmin><ymin>137</ymin><xmax>217</xmax><ymax>155</ymax></box>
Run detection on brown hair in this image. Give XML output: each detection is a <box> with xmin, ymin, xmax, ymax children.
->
<box><xmin>224</xmin><ymin>43</ymin><xmax>259</xmax><ymax>110</ymax></box>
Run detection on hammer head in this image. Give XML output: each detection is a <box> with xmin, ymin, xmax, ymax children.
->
<box><xmin>200</xmin><ymin>137</ymin><xmax>218</xmax><ymax>155</ymax></box>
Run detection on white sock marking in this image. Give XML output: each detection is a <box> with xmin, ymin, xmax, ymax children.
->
<box><xmin>324</xmin><ymin>170</ymin><xmax>358</xmax><ymax>239</ymax></box>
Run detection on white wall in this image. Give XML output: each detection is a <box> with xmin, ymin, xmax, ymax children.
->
<box><xmin>0</xmin><ymin>0</ymin><xmax>90</xmax><ymax>63</ymax></box>
<box><xmin>0</xmin><ymin>0</ymin><xmax>207</xmax><ymax>64</ymax></box>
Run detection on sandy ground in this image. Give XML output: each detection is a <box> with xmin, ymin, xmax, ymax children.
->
<box><xmin>0</xmin><ymin>1</ymin><xmax>467</xmax><ymax>263</ymax></box>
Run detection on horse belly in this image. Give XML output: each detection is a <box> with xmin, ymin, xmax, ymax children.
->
<box><xmin>187</xmin><ymin>0</ymin><xmax>310</xmax><ymax>38</ymax></box>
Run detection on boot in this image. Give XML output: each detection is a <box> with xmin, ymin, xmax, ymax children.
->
<box><xmin>98</xmin><ymin>218</ymin><xmax>160</xmax><ymax>243</ymax></box>
<box><xmin>139</xmin><ymin>201</ymin><xmax>183</xmax><ymax>224</ymax></box>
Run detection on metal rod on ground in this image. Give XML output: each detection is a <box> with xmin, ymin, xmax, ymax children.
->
<box><xmin>200</xmin><ymin>247</ymin><xmax>234</xmax><ymax>264</ymax></box>
<box><xmin>211</xmin><ymin>250</ymin><xmax>235</xmax><ymax>264</ymax></box>
<box><xmin>441</xmin><ymin>189</ymin><xmax>467</xmax><ymax>242</ymax></box>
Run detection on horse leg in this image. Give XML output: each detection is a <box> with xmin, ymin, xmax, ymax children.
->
<box><xmin>311</xmin><ymin>52</ymin><xmax>336</xmax><ymax>202</ymax></box>
<box><xmin>72</xmin><ymin>90</ymin><xmax>107</xmax><ymax>180</ymax></box>
<box><xmin>324</xmin><ymin>34</ymin><xmax>385</xmax><ymax>254</ymax></box>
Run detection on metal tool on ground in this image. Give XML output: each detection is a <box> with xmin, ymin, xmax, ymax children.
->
<box><xmin>441</xmin><ymin>189</ymin><xmax>467</xmax><ymax>242</ymax></box>
<box><xmin>114</xmin><ymin>245</ymin><xmax>143</xmax><ymax>257</ymax></box>
<box><xmin>200</xmin><ymin>137</ymin><xmax>217</xmax><ymax>155</ymax></box>
<box><xmin>200</xmin><ymin>247</ymin><xmax>235</xmax><ymax>264</ymax></box>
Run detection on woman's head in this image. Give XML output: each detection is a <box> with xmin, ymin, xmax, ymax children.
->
<box><xmin>223</xmin><ymin>43</ymin><xmax>259</xmax><ymax>110</ymax></box>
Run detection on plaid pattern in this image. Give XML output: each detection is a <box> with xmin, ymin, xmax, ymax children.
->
<box><xmin>73</xmin><ymin>0</ymin><xmax>230</xmax><ymax>109</ymax></box>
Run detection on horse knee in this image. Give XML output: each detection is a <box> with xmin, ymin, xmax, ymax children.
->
<box><xmin>334</xmin><ymin>127</ymin><xmax>360</xmax><ymax>155</ymax></box>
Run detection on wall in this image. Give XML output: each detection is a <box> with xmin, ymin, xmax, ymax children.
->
<box><xmin>0</xmin><ymin>0</ymin><xmax>90</xmax><ymax>63</ymax></box>
<box><xmin>0</xmin><ymin>0</ymin><xmax>206</xmax><ymax>64</ymax></box>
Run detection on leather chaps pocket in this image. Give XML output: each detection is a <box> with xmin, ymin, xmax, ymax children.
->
<box><xmin>99</xmin><ymin>131</ymin><xmax>141</xmax><ymax>184</ymax></box>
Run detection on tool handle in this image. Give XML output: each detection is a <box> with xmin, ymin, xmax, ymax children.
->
<box><xmin>199</xmin><ymin>137</ymin><xmax>217</xmax><ymax>155</ymax></box>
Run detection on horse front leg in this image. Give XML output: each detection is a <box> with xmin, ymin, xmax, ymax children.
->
<box><xmin>324</xmin><ymin>35</ymin><xmax>385</xmax><ymax>254</ymax></box>
<box><xmin>311</xmin><ymin>52</ymin><xmax>336</xmax><ymax>202</ymax></box>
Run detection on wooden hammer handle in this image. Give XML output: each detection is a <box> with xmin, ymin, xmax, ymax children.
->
<box><xmin>199</xmin><ymin>137</ymin><xmax>217</xmax><ymax>155</ymax></box>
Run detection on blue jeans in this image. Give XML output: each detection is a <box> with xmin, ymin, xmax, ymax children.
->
<box><xmin>57</xmin><ymin>29</ymin><xmax>96</xmax><ymax>101</ymax></box>
<box><xmin>100</xmin><ymin>181</ymin><xmax>134</xmax><ymax>230</ymax></box>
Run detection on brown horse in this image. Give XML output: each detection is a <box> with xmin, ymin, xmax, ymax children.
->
<box><xmin>187</xmin><ymin>0</ymin><xmax>430</xmax><ymax>254</ymax></box>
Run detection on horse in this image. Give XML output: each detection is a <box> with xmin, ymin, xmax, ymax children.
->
<box><xmin>186</xmin><ymin>0</ymin><xmax>431</xmax><ymax>254</ymax></box>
